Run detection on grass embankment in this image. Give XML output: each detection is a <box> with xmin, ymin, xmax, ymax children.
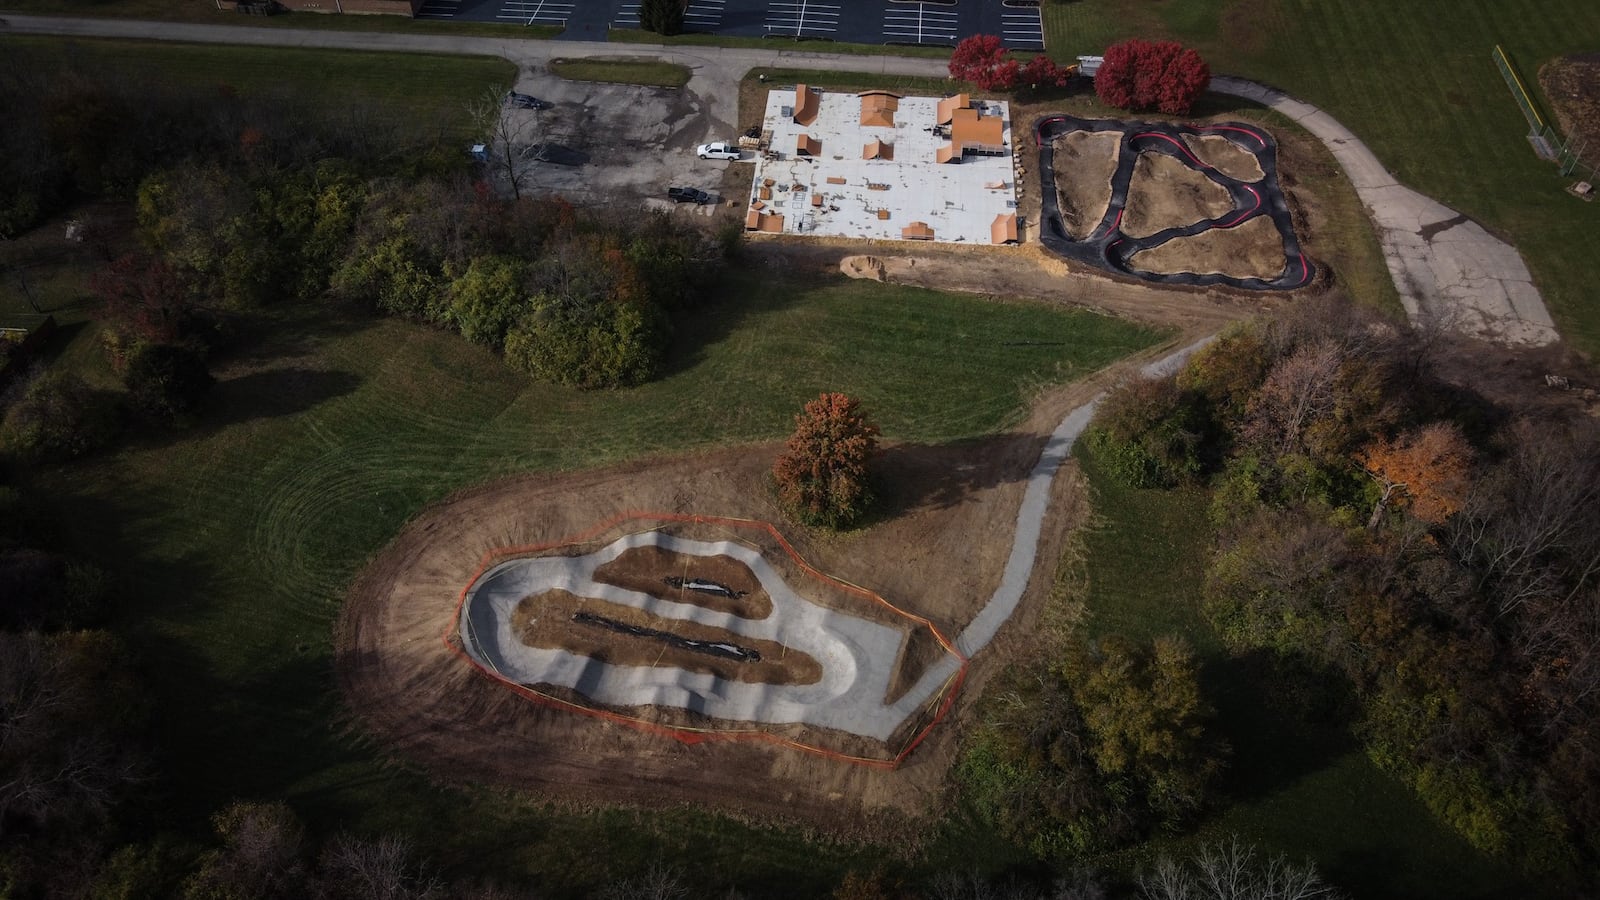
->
<box><xmin>0</xmin><ymin>35</ymin><xmax>514</xmax><ymax>136</ymax></box>
<box><xmin>22</xmin><ymin>273</ymin><xmax>1159</xmax><ymax>895</ymax></box>
<box><xmin>1043</xmin><ymin>0</ymin><xmax>1600</xmax><ymax>356</ymax></box>
<box><xmin>1064</xmin><ymin>446</ymin><xmax>1536</xmax><ymax>900</ymax></box>
<box><xmin>548</xmin><ymin>56</ymin><xmax>691</xmax><ymax>88</ymax></box>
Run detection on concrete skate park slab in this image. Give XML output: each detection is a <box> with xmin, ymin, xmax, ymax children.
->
<box><xmin>749</xmin><ymin>87</ymin><xmax>1018</xmax><ymax>244</ymax></box>
<box><xmin>457</xmin><ymin>524</ymin><xmax>963</xmax><ymax>745</ymax></box>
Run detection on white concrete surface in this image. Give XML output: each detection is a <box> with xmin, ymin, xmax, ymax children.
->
<box><xmin>750</xmin><ymin>89</ymin><xmax>1018</xmax><ymax>243</ymax></box>
<box><xmin>1212</xmin><ymin>76</ymin><xmax>1558</xmax><ymax>346</ymax></box>
<box><xmin>460</xmin><ymin>531</ymin><xmax>918</xmax><ymax>740</ymax></box>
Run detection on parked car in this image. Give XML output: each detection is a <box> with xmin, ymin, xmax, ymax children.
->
<box><xmin>696</xmin><ymin>142</ymin><xmax>741</xmax><ymax>161</ymax></box>
<box><xmin>667</xmin><ymin>187</ymin><xmax>714</xmax><ymax>204</ymax></box>
<box><xmin>504</xmin><ymin>91</ymin><xmax>552</xmax><ymax>110</ymax></box>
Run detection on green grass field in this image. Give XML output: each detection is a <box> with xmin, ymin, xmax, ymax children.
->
<box><xmin>1067</xmin><ymin>447</ymin><xmax>1539</xmax><ymax>900</ymax></box>
<box><xmin>21</xmin><ymin>273</ymin><xmax>1159</xmax><ymax>894</ymax></box>
<box><xmin>0</xmin><ymin>36</ymin><xmax>515</xmax><ymax>131</ymax></box>
<box><xmin>548</xmin><ymin>57</ymin><xmax>692</xmax><ymax>88</ymax></box>
<box><xmin>1044</xmin><ymin>0</ymin><xmax>1600</xmax><ymax>356</ymax></box>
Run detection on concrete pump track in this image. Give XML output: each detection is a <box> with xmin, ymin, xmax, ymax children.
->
<box><xmin>451</xmin><ymin>340</ymin><xmax>1209</xmax><ymax>768</ymax></box>
<box><xmin>1035</xmin><ymin>114</ymin><xmax>1314</xmax><ymax>292</ymax></box>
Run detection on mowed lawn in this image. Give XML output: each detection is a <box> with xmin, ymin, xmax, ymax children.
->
<box><xmin>1068</xmin><ymin>449</ymin><xmax>1538</xmax><ymax>900</ymax></box>
<box><xmin>1046</xmin><ymin>0</ymin><xmax>1600</xmax><ymax>356</ymax></box>
<box><xmin>0</xmin><ymin>36</ymin><xmax>516</xmax><ymax>135</ymax></box>
<box><xmin>28</xmin><ymin>274</ymin><xmax>1160</xmax><ymax>894</ymax></box>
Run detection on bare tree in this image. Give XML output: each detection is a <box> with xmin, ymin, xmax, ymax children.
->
<box><xmin>1139</xmin><ymin>836</ymin><xmax>1342</xmax><ymax>900</ymax></box>
<box><xmin>319</xmin><ymin>834</ymin><xmax>443</xmax><ymax>900</ymax></box>
<box><xmin>595</xmin><ymin>862</ymin><xmax>689</xmax><ymax>900</ymax></box>
<box><xmin>469</xmin><ymin>85</ymin><xmax>545</xmax><ymax>202</ymax></box>
<box><xmin>0</xmin><ymin>632</ymin><xmax>141</xmax><ymax>834</ymax></box>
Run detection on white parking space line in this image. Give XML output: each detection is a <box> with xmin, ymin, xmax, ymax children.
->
<box><xmin>882</xmin><ymin>3</ymin><xmax>958</xmax><ymax>42</ymax></box>
<box><xmin>497</xmin><ymin>0</ymin><xmax>574</xmax><ymax>23</ymax></box>
<box><xmin>615</xmin><ymin>0</ymin><xmax>724</xmax><ymax>28</ymax></box>
<box><xmin>1001</xmin><ymin>9</ymin><xmax>1044</xmax><ymax>48</ymax></box>
<box><xmin>416</xmin><ymin>0</ymin><xmax>459</xmax><ymax>18</ymax></box>
<box><xmin>766</xmin><ymin>0</ymin><xmax>841</xmax><ymax>36</ymax></box>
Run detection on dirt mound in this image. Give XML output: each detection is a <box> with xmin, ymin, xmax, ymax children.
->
<box><xmin>839</xmin><ymin>255</ymin><xmax>887</xmax><ymax>280</ymax></box>
<box><xmin>1053</xmin><ymin>130</ymin><xmax>1121</xmax><ymax>239</ymax></box>
<box><xmin>1182</xmin><ymin>133</ymin><xmax>1265</xmax><ymax>182</ymax></box>
<box><xmin>1541</xmin><ymin>54</ymin><xmax>1600</xmax><ymax>162</ymax></box>
<box><xmin>595</xmin><ymin>546</ymin><xmax>772</xmax><ymax>618</ymax></box>
<box><xmin>510</xmin><ymin>589</ymin><xmax>823</xmax><ymax>686</ymax></box>
<box><xmin>1130</xmin><ymin>216</ymin><xmax>1287</xmax><ymax>280</ymax></box>
<box><xmin>1123</xmin><ymin>152</ymin><xmax>1236</xmax><ymax>238</ymax></box>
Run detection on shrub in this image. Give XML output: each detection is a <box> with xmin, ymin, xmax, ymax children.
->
<box><xmin>448</xmin><ymin>255</ymin><xmax>530</xmax><ymax>347</ymax></box>
<box><xmin>959</xmin><ymin>635</ymin><xmax>1223</xmax><ymax>859</ymax></box>
<box><xmin>1094</xmin><ymin>39</ymin><xmax>1210</xmax><ymax>116</ymax></box>
<box><xmin>638</xmin><ymin>0</ymin><xmax>686</xmax><ymax>35</ymax></box>
<box><xmin>0</xmin><ymin>370</ymin><xmax>121</xmax><ymax>462</ymax></box>
<box><xmin>772</xmin><ymin>393</ymin><xmax>880</xmax><ymax>529</ymax></box>
<box><xmin>502</xmin><ymin>297</ymin><xmax>665</xmax><ymax>389</ymax></box>
<box><xmin>1084</xmin><ymin>375</ymin><xmax>1209</xmax><ymax>488</ymax></box>
<box><xmin>123</xmin><ymin>342</ymin><xmax>214</xmax><ymax>425</ymax></box>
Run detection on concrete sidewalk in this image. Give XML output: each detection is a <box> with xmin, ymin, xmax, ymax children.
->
<box><xmin>0</xmin><ymin>13</ymin><xmax>1559</xmax><ymax>345</ymax></box>
<box><xmin>1213</xmin><ymin>76</ymin><xmax>1557</xmax><ymax>346</ymax></box>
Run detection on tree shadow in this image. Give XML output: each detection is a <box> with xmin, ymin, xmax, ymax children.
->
<box><xmin>1202</xmin><ymin>648</ymin><xmax>1358</xmax><ymax>802</ymax></box>
<box><xmin>654</xmin><ymin>264</ymin><xmax>818</xmax><ymax>379</ymax></box>
<box><xmin>203</xmin><ymin>367</ymin><xmax>362</xmax><ymax>428</ymax></box>
<box><xmin>869</xmin><ymin>432</ymin><xmax>1043</xmax><ymax>519</ymax></box>
<box><xmin>201</xmin><ymin>302</ymin><xmax>379</xmax><ymax>370</ymax></box>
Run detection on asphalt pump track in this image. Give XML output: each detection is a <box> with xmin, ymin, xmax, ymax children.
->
<box><xmin>1035</xmin><ymin>114</ymin><xmax>1314</xmax><ymax>291</ymax></box>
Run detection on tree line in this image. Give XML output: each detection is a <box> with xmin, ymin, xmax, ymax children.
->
<box><xmin>2</xmin><ymin>47</ymin><xmax>733</xmax><ymax>464</ymax></box>
<box><xmin>1084</xmin><ymin>300</ymin><xmax>1600</xmax><ymax>878</ymax></box>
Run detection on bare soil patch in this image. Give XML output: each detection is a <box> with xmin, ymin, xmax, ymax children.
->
<box><xmin>834</xmin><ymin>244</ymin><xmax>1260</xmax><ymax>335</ymax></box>
<box><xmin>1122</xmin><ymin>152</ymin><xmax>1236</xmax><ymax>238</ymax></box>
<box><xmin>594</xmin><ymin>546</ymin><xmax>772</xmax><ymax>618</ymax></box>
<box><xmin>1130</xmin><ymin>216</ymin><xmax>1287</xmax><ymax>280</ymax></box>
<box><xmin>1540</xmin><ymin>54</ymin><xmax>1600</xmax><ymax>163</ymax></box>
<box><xmin>1052</xmin><ymin>131</ymin><xmax>1122</xmax><ymax>239</ymax></box>
<box><xmin>510</xmin><ymin>589</ymin><xmax>822</xmax><ymax>686</ymax></box>
<box><xmin>1183</xmin><ymin>133</ymin><xmax>1265</xmax><ymax>182</ymax></box>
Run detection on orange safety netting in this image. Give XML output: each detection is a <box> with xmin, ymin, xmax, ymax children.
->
<box><xmin>443</xmin><ymin>512</ymin><xmax>969</xmax><ymax>769</ymax></box>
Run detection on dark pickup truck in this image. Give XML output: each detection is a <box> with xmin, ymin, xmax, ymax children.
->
<box><xmin>667</xmin><ymin>187</ymin><xmax>714</xmax><ymax>204</ymax></box>
<box><xmin>504</xmin><ymin>91</ymin><xmax>552</xmax><ymax>110</ymax></box>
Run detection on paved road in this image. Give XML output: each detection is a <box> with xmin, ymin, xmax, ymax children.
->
<box><xmin>1214</xmin><ymin>77</ymin><xmax>1557</xmax><ymax>346</ymax></box>
<box><xmin>0</xmin><ymin>13</ymin><xmax>1559</xmax><ymax>345</ymax></box>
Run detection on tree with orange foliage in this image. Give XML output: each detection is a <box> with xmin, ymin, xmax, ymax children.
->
<box><xmin>772</xmin><ymin>393</ymin><xmax>880</xmax><ymax>529</ymax></box>
<box><xmin>1359</xmin><ymin>422</ymin><xmax>1474</xmax><ymax>530</ymax></box>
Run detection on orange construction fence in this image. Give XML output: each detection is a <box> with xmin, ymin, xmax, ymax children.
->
<box><xmin>442</xmin><ymin>512</ymin><xmax>969</xmax><ymax>769</ymax></box>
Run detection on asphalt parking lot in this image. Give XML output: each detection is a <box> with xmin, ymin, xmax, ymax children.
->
<box><xmin>496</xmin><ymin>71</ymin><xmax>740</xmax><ymax>212</ymax></box>
<box><xmin>418</xmin><ymin>0</ymin><xmax>1045</xmax><ymax>50</ymax></box>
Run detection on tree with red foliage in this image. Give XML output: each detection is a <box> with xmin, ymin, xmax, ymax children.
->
<box><xmin>950</xmin><ymin>35</ymin><xmax>1020</xmax><ymax>91</ymax></box>
<box><xmin>1019</xmin><ymin>54</ymin><xmax>1074</xmax><ymax>90</ymax></box>
<box><xmin>772</xmin><ymin>392</ymin><xmax>880</xmax><ymax>529</ymax></box>
<box><xmin>950</xmin><ymin>35</ymin><xmax>1074</xmax><ymax>91</ymax></box>
<box><xmin>90</xmin><ymin>252</ymin><xmax>193</xmax><ymax>346</ymax></box>
<box><xmin>1095</xmin><ymin>39</ymin><xmax>1211</xmax><ymax>115</ymax></box>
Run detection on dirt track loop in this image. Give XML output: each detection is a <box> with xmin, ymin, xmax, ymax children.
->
<box><xmin>1035</xmin><ymin>114</ymin><xmax>1313</xmax><ymax>291</ymax></box>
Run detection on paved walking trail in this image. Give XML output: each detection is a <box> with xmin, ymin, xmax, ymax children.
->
<box><xmin>0</xmin><ymin>13</ymin><xmax>1559</xmax><ymax>345</ymax></box>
